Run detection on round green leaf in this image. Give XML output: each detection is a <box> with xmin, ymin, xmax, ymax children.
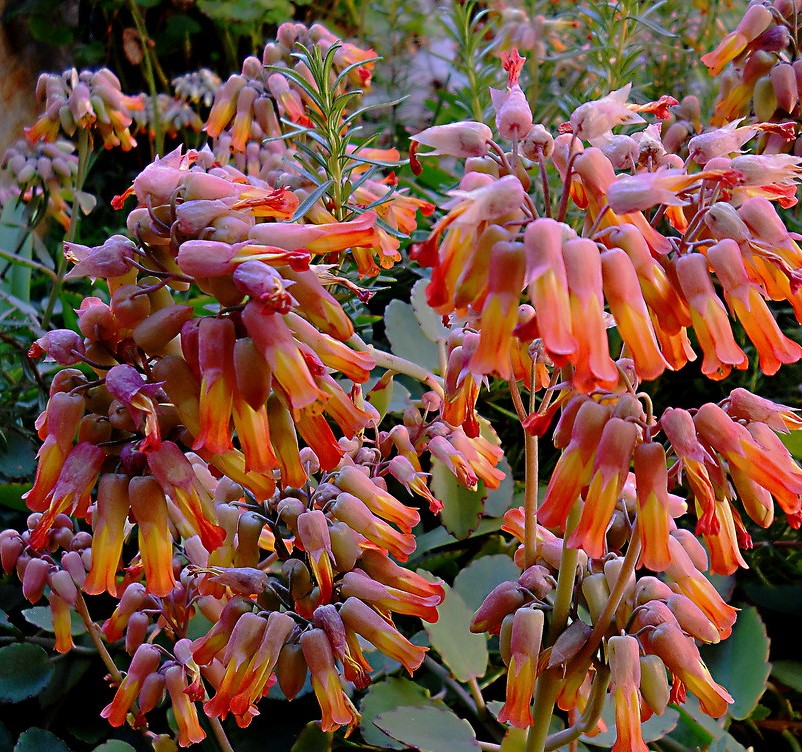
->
<box><xmin>385</xmin><ymin>299</ymin><xmax>440</xmax><ymax>371</ymax></box>
<box><xmin>14</xmin><ymin>728</ymin><xmax>70</xmax><ymax>752</ymax></box>
<box><xmin>581</xmin><ymin>697</ymin><xmax>678</xmax><ymax>746</ymax></box>
<box><xmin>484</xmin><ymin>457</ymin><xmax>514</xmax><ymax>517</ymax></box>
<box><xmin>290</xmin><ymin>722</ymin><xmax>332</xmax><ymax>752</ymax></box>
<box><xmin>423</xmin><ymin>583</ymin><xmax>487</xmax><ymax>682</ymax></box>
<box><xmin>410</xmin><ymin>279</ymin><xmax>449</xmax><ymax>342</ymax></box>
<box><xmin>453</xmin><ymin>554</ymin><xmax>520</xmax><ymax>612</ymax></box>
<box><xmin>0</xmin><ymin>644</ymin><xmax>55</xmax><ymax>703</ymax></box>
<box><xmin>431</xmin><ymin>459</ymin><xmax>485</xmax><ymax>540</ymax></box>
<box><xmin>375</xmin><ymin>704</ymin><xmax>480</xmax><ymax>752</ymax></box>
<box><xmin>22</xmin><ymin>607</ymin><xmax>86</xmax><ymax>636</ymax></box>
<box><xmin>92</xmin><ymin>743</ymin><xmax>137</xmax><ymax>752</ymax></box>
<box><xmin>361</xmin><ymin>678</ymin><xmax>434</xmax><ymax>749</ymax></box>
<box><xmin>702</xmin><ymin>607</ymin><xmax>770</xmax><ymax>720</ymax></box>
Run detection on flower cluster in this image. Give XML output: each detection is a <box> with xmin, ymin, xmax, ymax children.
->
<box><xmin>1</xmin><ymin>138</ymin><xmax>81</xmax><ymax>228</ymax></box>
<box><xmin>0</xmin><ymin>32</ymin><xmax>497</xmax><ymax>738</ymax></box>
<box><xmin>25</xmin><ymin>68</ymin><xmax>145</xmax><ymax>150</ymax></box>
<box><xmin>410</xmin><ymin>46</ymin><xmax>802</xmax><ymax>749</ymax></box>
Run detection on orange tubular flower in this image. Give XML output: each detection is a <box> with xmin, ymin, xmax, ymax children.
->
<box><xmin>358</xmin><ymin>549</ymin><xmax>445</xmax><ymax>602</ymax></box>
<box><xmin>101</xmin><ymin>643</ymin><xmax>162</xmax><ymax>727</ymax></box>
<box><xmin>498</xmin><ymin>608</ymin><xmax>544</xmax><ymax>728</ymax></box>
<box><xmin>660</xmin><ymin>407</ymin><xmax>719</xmax><ymax>535</ymax></box>
<box><xmin>572</xmin><ymin>148</ymin><xmax>671</xmax><ymax>255</ymax></box>
<box><xmin>29</xmin><ymin>442</ymin><xmax>106</xmax><ymax>550</ymax></box>
<box><xmin>48</xmin><ymin>592</ymin><xmax>74</xmax><ymax>654</ymax></box>
<box><xmin>193</xmin><ymin>317</ymin><xmax>236</xmax><ymax>454</ymax></box>
<box><xmin>266</xmin><ymin>394</ymin><xmax>307</xmax><ymax>489</ymax></box>
<box><xmin>336</xmin><ymin>465</ymin><xmax>421</xmax><ymax>533</ymax></box>
<box><xmin>204</xmin><ymin>613</ymin><xmax>266</xmax><ymax>721</ymax></box>
<box><xmin>23</xmin><ymin>392</ymin><xmax>85</xmax><ymax>512</ymax></box>
<box><xmin>646</xmin><ymin>622</ymin><xmax>733</xmax><ymax>717</ymax></box>
<box><xmin>146</xmin><ymin>441</ymin><xmax>226</xmax><ymax>552</ymax></box>
<box><xmin>523</xmin><ymin>218</ymin><xmax>577</xmax><ymax>363</ymax></box>
<box><xmin>247</xmin><ymin>210</ymin><xmax>380</xmax><ymax>254</ymax></box>
<box><xmin>664</xmin><ymin>535</ymin><xmax>738</xmax><ymax>639</ymax></box>
<box><xmin>538</xmin><ymin>400</ymin><xmax>611</xmax><ymax>529</ymax></box>
<box><xmin>164</xmin><ymin>665</ymin><xmax>206</xmax><ymax>746</ymax></box>
<box><xmin>280</xmin><ymin>267</ymin><xmax>354</xmax><ymax>341</ymax></box>
<box><xmin>284</xmin><ymin>312</ymin><xmax>375</xmax><ymax>383</ymax></box>
<box><xmin>675</xmin><ymin>253</ymin><xmax>748</xmax><ymax>380</ymax></box>
<box><xmin>567</xmin><ymin>418</ymin><xmax>640</xmax><ymax>558</ymax></box>
<box><xmin>129</xmin><ymin>476</ymin><xmax>176</xmax><ymax>597</ymax></box>
<box><xmin>330</xmin><ymin>492</ymin><xmax>416</xmax><ymax>562</ymax></box>
<box><xmin>600</xmin><ymin>225</ymin><xmax>691</xmax><ymax>337</ymax></box>
<box><xmin>340</xmin><ymin>597</ymin><xmax>428</xmax><ymax>674</ymax></box>
<box><xmin>191</xmin><ymin>596</ymin><xmax>254</xmax><ymax>666</ymax></box>
<box><xmin>562</xmin><ymin>237</ymin><xmax>619</xmax><ymax>392</ymax></box>
<box><xmin>694</xmin><ymin>403</ymin><xmax>802</xmax><ymax>517</ymax></box>
<box><xmin>601</xmin><ymin>249</ymin><xmax>670</xmax><ymax>382</ymax></box>
<box><xmin>83</xmin><ymin>474</ymin><xmax>130</xmax><ymax>596</ymax></box>
<box><xmin>634</xmin><ymin>442</ymin><xmax>673</xmax><ymax>572</ymax></box>
<box><xmin>701</xmin><ymin>499</ymin><xmax>748</xmax><ymax>576</ymax></box>
<box><xmin>701</xmin><ymin>4</ymin><xmax>773</xmax><ymax>76</ymax></box>
<box><xmin>296</xmin><ymin>510</ymin><xmax>334</xmax><ymax>606</ymax></box>
<box><xmin>340</xmin><ymin>569</ymin><xmax>441</xmax><ymax>623</ymax></box>
<box><xmin>726</xmin><ymin>387</ymin><xmax>802</xmax><ymax>433</ymax></box>
<box><xmin>229</xmin><ymin>611</ymin><xmax>294</xmax><ymax>716</ymax></box>
<box><xmin>608</xmin><ymin>635</ymin><xmax>649</xmax><ymax>752</ymax></box>
<box><xmin>242</xmin><ymin>301</ymin><xmax>324</xmax><ymax>410</ymax></box>
<box><xmin>315</xmin><ymin>372</ymin><xmax>375</xmax><ymax>439</ymax></box>
<box><xmin>708</xmin><ymin>239</ymin><xmax>802</xmax><ymax>375</ymax></box>
<box><xmin>470</xmin><ymin>241</ymin><xmax>526</xmax><ymax>379</ymax></box>
<box><xmin>301</xmin><ymin>628</ymin><xmax>359</xmax><ymax>733</ymax></box>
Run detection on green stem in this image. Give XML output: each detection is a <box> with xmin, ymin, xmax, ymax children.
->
<box><xmin>526</xmin><ymin>501</ymin><xmax>582</xmax><ymax>752</ymax></box>
<box><xmin>74</xmin><ymin>592</ymin><xmax>123</xmax><ymax>685</ymax></box>
<box><xmin>127</xmin><ymin>0</ymin><xmax>164</xmax><ymax>159</ymax></box>
<box><xmin>523</xmin><ymin>432</ymin><xmax>539</xmax><ymax>569</ymax></box>
<box><xmin>41</xmin><ymin>127</ymin><xmax>91</xmax><ymax>329</ymax></box>
<box><xmin>543</xmin><ymin>668</ymin><xmax>610</xmax><ymax>751</ymax></box>
<box><xmin>567</xmin><ymin>523</ymin><xmax>642</xmax><ymax>674</ymax></box>
<box><xmin>209</xmin><ymin>717</ymin><xmax>235</xmax><ymax>752</ymax></box>
<box><xmin>348</xmin><ymin>334</ymin><xmax>444</xmax><ymax>397</ymax></box>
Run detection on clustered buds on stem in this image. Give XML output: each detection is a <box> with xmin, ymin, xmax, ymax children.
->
<box><xmin>5</xmin><ymin>9</ymin><xmax>802</xmax><ymax>752</ymax></box>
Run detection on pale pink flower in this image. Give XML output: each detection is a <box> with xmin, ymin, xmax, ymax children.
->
<box><xmin>569</xmin><ymin>83</ymin><xmax>645</xmax><ymax>142</ymax></box>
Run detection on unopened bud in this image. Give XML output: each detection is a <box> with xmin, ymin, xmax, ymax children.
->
<box><xmin>581</xmin><ymin>573</ymin><xmax>611</xmax><ymax>624</ymax></box>
<box><xmin>639</xmin><ymin>654</ymin><xmax>670</xmax><ymax>715</ymax></box>
<box><xmin>470</xmin><ymin>581</ymin><xmax>528</xmax><ymax>634</ymax></box>
<box><xmin>754</xmin><ymin>75</ymin><xmax>778</xmax><ymax>122</ymax></box>
<box><xmin>276</xmin><ymin>641</ymin><xmax>307</xmax><ymax>700</ymax></box>
<box><xmin>48</xmin><ymin>569</ymin><xmax>78</xmax><ymax>605</ymax></box>
<box><xmin>23</xmin><ymin>558</ymin><xmax>51</xmax><ymax>603</ymax></box>
<box><xmin>125</xmin><ymin>611</ymin><xmax>150</xmax><ymax>654</ymax></box>
<box><xmin>771</xmin><ymin>63</ymin><xmax>798</xmax><ymax>113</ymax></box>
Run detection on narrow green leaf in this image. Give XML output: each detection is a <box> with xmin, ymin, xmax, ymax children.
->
<box><xmin>375</xmin><ymin>704</ymin><xmax>480</xmax><ymax>752</ymax></box>
<box><xmin>424</xmin><ymin>583</ymin><xmax>487</xmax><ymax>682</ymax></box>
<box><xmin>703</xmin><ymin>607</ymin><xmax>771</xmax><ymax>720</ymax></box>
<box><xmin>0</xmin><ymin>644</ymin><xmax>55</xmax><ymax>703</ymax></box>
<box><xmin>291</xmin><ymin>180</ymin><xmax>334</xmax><ymax>222</ymax></box>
